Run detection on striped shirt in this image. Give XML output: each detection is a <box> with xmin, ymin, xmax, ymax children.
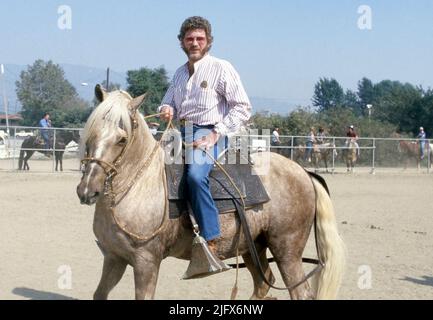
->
<box><xmin>158</xmin><ymin>54</ymin><xmax>252</xmax><ymax>136</ymax></box>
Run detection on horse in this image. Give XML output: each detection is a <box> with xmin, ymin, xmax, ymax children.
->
<box><xmin>312</xmin><ymin>143</ymin><xmax>337</xmax><ymax>173</ymax></box>
<box><xmin>342</xmin><ymin>139</ymin><xmax>357</xmax><ymax>173</ymax></box>
<box><xmin>18</xmin><ymin>129</ymin><xmax>80</xmax><ymax>171</ymax></box>
<box><xmin>76</xmin><ymin>86</ymin><xmax>345</xmax><ymax>300</ymax></box>
<box><xmin>397</xmin><ymin>139</ymin><xmax>432</xmax><ymax>169</ymax></box>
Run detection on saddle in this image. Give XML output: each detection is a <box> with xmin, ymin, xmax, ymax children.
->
<box><xmin>165</xmin><ymin>160</ymin><xmax>270</xmax><ymax>219</ymax></box>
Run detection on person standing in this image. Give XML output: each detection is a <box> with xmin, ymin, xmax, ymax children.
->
<box><xmin>304</xmin><ymin>127</ymin><xmax>315</xmax><ymax>163</ymax></box>
<box><xmin>417</xmin><ymin>126</ymin><xmax>427</xmax><ymax>159</ymax></box>
<box><xmin>271</xmin><ymin>127</ymin><xmax>281</xmax><ymax>152</ymax></box>
<box><xmin>158</xmin><ymin>16</ymin><xmax>251</xmax><ymax>253</ymax></box>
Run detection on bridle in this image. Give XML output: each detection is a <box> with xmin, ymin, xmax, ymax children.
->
<box><xmin>80</xmin><ymin>110</ymin><xmax>169</xmax><ymax>242</ymax></box>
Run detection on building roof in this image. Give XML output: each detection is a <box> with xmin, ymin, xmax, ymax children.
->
<box><xmin>0</xmin><ymin>114</ymin><xmax>23</xmax><ymax>120</ymax></box>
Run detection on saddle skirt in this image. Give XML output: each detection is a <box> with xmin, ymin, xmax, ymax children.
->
<box><xmin>165</xmin><ymin>162</ymin><xmax>270</xmax><ymax>219</ymax></box>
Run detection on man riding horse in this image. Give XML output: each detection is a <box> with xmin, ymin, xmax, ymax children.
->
<box><xmin>158</xmin><ymin>16</ymin><xmax>251</xmax><ymax>256</ymax></box>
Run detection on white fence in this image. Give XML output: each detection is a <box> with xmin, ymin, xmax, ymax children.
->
<box><xmin>1</xmin><ymin>125</ymin><xmax>431</xmax><ymax>174</ymax></box>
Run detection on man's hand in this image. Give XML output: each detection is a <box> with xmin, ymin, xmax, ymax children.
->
<box><xmin>193</xmin><ymin>130</ymin><xmax>221</xmax><ymax>150</ymax></box>
<box><xmin>160</xmin><ymin>105</ymin><xmax>174</xmax><ymax>122</ymax></box>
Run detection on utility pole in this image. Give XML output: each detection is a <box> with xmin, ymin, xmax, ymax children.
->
<box><xmin>0</xmin><ymin>64</ymin><xmax>10</xmax><ymax>135</ymax></box>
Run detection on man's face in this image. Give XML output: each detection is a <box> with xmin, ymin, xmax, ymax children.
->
<box><xmin>45</xmin><ymin>114</ymin><xmax>50</xmax><ymax>120</ymax></box>
<box><xmin>182</xmin><ymin>29</ymin><xmax>209</xmax><ymax>63</ymax></box>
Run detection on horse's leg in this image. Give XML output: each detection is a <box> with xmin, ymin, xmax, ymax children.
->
<box><xmin>24</xmin><ymin>151</ymin><xmax>33</xmax><ymax>170</ymax></box>
<box><xmin>60</xmin><ymin>153</ymin><xmax>63</xmax><ymax>171</ymax></box>
<box><xmin>243</xmin><ymin>247</ymin><xmax>276</xmax><ymax>300</ymax></box>
<box><xmin>268</xmin><ymin>239</ymin><xmax>315</xmax><ymax>300</ymax></box>
<box><xmin>93</xmin><ymin>254</ymin><xmax>128</xmax><ymax>300</ymax></box>
<box><xmin>55</xmin><ymin>152</ymin><xmax>59</xmax><ymax>171</ymax></box>
<box><xmin>324</xmin><ymin>154</ymin><xmax>328</xmax><ymax>173</ymax></box>
<box><xmin>133</xmin><ymin>251</ymin><xmax>162</xmax><ymax>300</ymax></box>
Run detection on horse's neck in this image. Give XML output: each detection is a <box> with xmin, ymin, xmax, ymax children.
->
<box><xmin>113</xmin><ymin>123</ymin><xmax>161</xmax><ymax>188</ymax></box>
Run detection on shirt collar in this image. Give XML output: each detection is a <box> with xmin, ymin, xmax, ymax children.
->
<box><xmin>185</xmin><ymin>53</ymin><xmax>211</xmax><ymax>71</ymax></box>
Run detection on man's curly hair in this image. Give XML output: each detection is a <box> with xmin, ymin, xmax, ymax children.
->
<box><xmin>178</xmin><ymin>16</ymin><xmax>213</xmax><ymax>48</ymax></box>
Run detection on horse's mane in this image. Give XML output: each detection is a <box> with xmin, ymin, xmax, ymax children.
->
<box><xmin>81</xmin><ymin>90</ymin><xmax>134</xmax><ymax>148</ymax></box>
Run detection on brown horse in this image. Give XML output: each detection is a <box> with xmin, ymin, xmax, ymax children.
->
<box><xmin>398</xmin><ymin>139</ymin><xmax>432</xmax><ymax>169</ymax></box>
<box><xmin>76</xmin><ymin>86</ymin><xmax>345</xmax><ymax>300</ymax></box>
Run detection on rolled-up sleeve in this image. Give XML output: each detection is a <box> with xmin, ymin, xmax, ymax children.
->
<box><xmin>214</xmin><ymin>62</ymin><xmax>252</xmax><ymax>136</ymax></box>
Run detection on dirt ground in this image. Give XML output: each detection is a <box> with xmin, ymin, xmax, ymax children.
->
<box><xmin>1</xmin><ymin>158</ymin><xmax>432</xmax><ymax>300</ymax></box>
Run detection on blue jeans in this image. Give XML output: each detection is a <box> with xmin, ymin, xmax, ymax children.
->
<box><xmin>41</xmin><ymin>131</ymin><xmax>50</xmax><ymax>150</ymax></box>
<box><xmin>181</xmin><ymin>125</ymin><xmax>227</xmax><ymax>241</ymax></box>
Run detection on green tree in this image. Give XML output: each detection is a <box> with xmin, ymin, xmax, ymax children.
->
<box><xmin>312</xmin><ymin>78</ymin><xmax>345</xmax><ymax>112</ymax></box>
<box><xmin>357</xmin><ymin>77</ymin><xmax>375</xmax><ymax>109</ymax></box>
<box><xmin>126</xmin><ymin>66</ymin><xmax>169</xmax><ymax>116</ymax></box>
<box><xmin>16</xmin><ymin>59</ymin><xmax>90</xmax><ymax>127</ymax></box>
<box><xmin>344</xmin><ymin>89</ymin><xmax>362</xmax><ymax>115</ymax></box>
<box><xmin>372</xmin><ymin>80</ymin><xmax>422</xmax><ymax>132</ymax></box>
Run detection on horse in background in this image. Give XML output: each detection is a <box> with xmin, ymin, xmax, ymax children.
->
<box><xmin>312</xmin><ymin>143</ymin><xmax>337</xmax><ymax>173</ymax></box>
<box><xmin>397</xmin><ymin>139</ymin><xmax>432</xmax><ymax>169</ymax></box>
<box><xmin>18</xmin><ymin>130</ymin><xmax>80</xmax><ymax>171</ymax></box>
<box><xmin>342</xmin><ymin>139</ymin><xmax>357</xmax><ymax>173</ymax></box>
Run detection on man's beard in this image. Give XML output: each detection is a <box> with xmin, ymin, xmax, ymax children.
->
<box><xmin>182</xmin><ymin>45</ymin><xmax>209</xmax><ymax>61</ymax></box>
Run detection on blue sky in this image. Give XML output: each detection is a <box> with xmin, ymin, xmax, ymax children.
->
<box><xmin>1</xmin><ymin>0</ymin><xmax>433</xmax><ymax>106</ymax></box>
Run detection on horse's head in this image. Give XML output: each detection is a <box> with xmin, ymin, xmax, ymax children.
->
<box><xmin>76</xmin><ymin>84</ymin><xmax>148</xmax><ymax>205</ymax></box>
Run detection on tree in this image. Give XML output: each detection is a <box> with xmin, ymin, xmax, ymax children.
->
<box><xmin>16</xmin><ymin>59</ymin><xmax>90</xmax><ymax>127</ymax></box>
<box><xmin>312</xmin><ymin>78</ymin><xmax>345</xmax><ymax>112</ymax></box>
<box><xmin>344</xmin><ymin>89</ymin><xmax>362</xmax><ymax>115</ymax></box>
<box><xmin>357</xmin><ymin>77</ymin><xmax>375</xmax><ymax>109</ymax></box>
<box><xmin>372</xmin><ymin>80</ymin><xmax>422</xmax><ymax>132</ymax></box>
<box><xmin>126</xmin><ymin>66</ymin><xmax>169</xmax><ymax>116</ymax></box>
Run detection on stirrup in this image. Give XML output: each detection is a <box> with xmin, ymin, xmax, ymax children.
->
<box><xmin>182</xmin><ymin>233</ymin><xmax>231</xmax><ymax>280</ymax></box>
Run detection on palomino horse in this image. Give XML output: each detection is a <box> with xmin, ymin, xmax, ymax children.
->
<box><xmin>76</xmin><ymin>86</ymin><xmax>345</xmax><ymax>300</ymax></box>
<box><xmin>18</xmin><ymin>130</ymin><xmax>80</xmax><ymax>171</ymax></box>
<box><xmin>312</xmin><ymin>143</ymin><xmax>337</xmax><ymax>173</ymax></box>
<box><xmin>342</xmin><ymin>139</ymin><xmax>357</xmax><ymax>173</ymax></box>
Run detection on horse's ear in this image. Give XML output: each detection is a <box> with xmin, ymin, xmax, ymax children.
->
<box><xmin>129</xmin><ymin>93</ymin><xmax>149</xmax><ymax>113</ymax></box>
<box><xmin>95</xmin><ymin>84</ymin><xmax>108</xmax><ymax>103</ymax></box>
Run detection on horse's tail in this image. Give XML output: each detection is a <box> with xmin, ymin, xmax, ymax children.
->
<box><xmin>311</xmin><ymin>177</ymin><xmax>346</xmax><ymax>300</ymax></box>
<box><xmin>18</xmin><ymin>149</ymin><xmax>25</xmax><ymax>170</ymax></box>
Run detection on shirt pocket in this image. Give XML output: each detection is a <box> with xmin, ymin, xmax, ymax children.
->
<box><xmin>194</xmin><ymin>87</ymin><xmax>219</xmax><ymax>109</ymax></box>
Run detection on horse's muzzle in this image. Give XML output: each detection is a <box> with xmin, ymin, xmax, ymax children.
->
<box><xmin>76</xmin><ymin>181</ymin><xmax>101</xmax><ymax>206</ymax></box>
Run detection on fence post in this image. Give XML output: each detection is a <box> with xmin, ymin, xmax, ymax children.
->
<box><xmin>332</xmin><ymin>137</ymin><xmax>336</xmax><ymax>174</ymax></box>
<box><xmin>12</xmin><ymin>126</ymin><xmax>16</xmax><ymax>170</ymax></box>
<box><xmin>290</xmin><ymin>136</ymin><xmax>294</xmax><ymax>160</ymax></box>
<box><xmin>425</xmin><ymin>140</ymin><xmax>432</xmax><ymax>173</ymax></box>
<box><xmin>371</xmin><ymin>138</ymin><xmax>376</xmax><ymax>175</ymax></box>
<box><xmin>52</xmin><ymin>128</ymin><xmax>56</xmax><ymax>172</ymax></box>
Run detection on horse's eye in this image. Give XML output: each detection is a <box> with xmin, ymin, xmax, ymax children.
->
<box><xmin>117</xmin><ymin>137</ymin><xmax>127</xmax><ymax>145</ymax></box>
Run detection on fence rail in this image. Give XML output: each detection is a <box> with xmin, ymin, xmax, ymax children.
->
<box><xmin>1</xmin><ymin>125</ymin><xmax>431</xmax><ymax>174</ymax></box>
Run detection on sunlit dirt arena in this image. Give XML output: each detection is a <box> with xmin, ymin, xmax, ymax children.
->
<box><xmin>1</xmin><ymin>158</ymin><xmax>432</xmax><ymax>300</ymax></box>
